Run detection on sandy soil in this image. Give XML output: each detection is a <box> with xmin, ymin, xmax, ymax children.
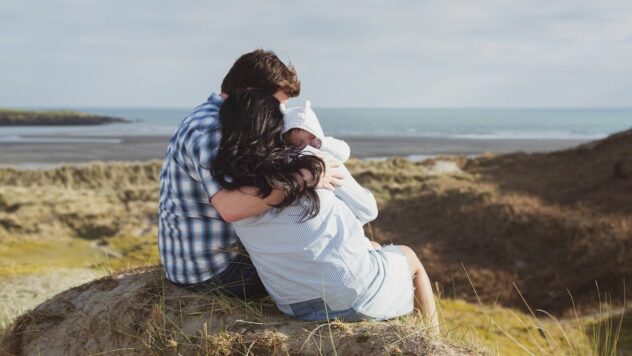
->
<box><xmin>0</xmin><ymin>268</ymin><xmax>105</xmax><ymax>328</ymax></box>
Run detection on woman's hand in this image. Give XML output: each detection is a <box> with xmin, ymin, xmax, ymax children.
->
<box><xmin>316</xmin><ymin>156</ymin><xmax>344</xmax><ymax>190</ymax></box>
<box><xmin>295</xmin><ymin>154</ymin><xmax>344</xmax><ymax>191</ymax></box>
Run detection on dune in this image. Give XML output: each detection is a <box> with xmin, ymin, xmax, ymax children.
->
<box><xmin>365</xmin><ymin>129</ymin><xmax>632</xmax><ymax>313</ymax></box>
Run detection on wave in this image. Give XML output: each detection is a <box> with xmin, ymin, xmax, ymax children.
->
<box><xmin>330</xmin><ymin>129</ymin><xmax>608</xmax><ymax>140</ymax></box>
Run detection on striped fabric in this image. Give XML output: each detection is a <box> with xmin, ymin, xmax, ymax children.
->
<box><xmin>158</xmin><ymin>93</ymin><xmax>238</xmax><ymax>284</ymax></box>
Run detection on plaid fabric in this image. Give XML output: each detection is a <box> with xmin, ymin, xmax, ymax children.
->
<box><xmin>158</xmin><ymin>93</ymin><xmax>238</xmax><ymax>284</ymax></box>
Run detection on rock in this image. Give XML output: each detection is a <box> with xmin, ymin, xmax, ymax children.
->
<box><xmin>426</xmin><ymin>161</ymin><xmax>463</xmax><ymax>176</ymax></box>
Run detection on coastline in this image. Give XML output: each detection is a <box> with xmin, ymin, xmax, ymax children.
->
<box><xmin>0</xmin><ymin>108</ymin><xmax>129</xmax><ymax>126</ymax></box>
<box><xmin>0</xmin><ymin>134</ymin><xmax>592</xmax><ymax>167</ymax></box>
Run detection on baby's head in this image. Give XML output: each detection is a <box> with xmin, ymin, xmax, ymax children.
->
<box><xmin>281</xmin><ymin>100</ymin><xmax>324</xmax><ymax>150</ymax></box>
<box><xmin>283</xmin><ymin>128</ymin><xmax>321</xmax><ymax>150</ymax></box>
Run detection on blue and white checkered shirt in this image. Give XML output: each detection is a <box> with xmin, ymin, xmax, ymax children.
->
<box><xmin>158</xmin><ymin>93</ymin><xmax>238</xmax><ymax>284</ymax></box>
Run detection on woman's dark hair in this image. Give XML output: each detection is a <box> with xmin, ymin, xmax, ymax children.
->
<box><xmin>221</xmin><ymin>49</ymin><xmax>300</xmax><ymax>97</ymax></box>
<box><xmin>212</xmin><ymin>89</ymin><xmax>323</xmax><ymax>220</ymax></box>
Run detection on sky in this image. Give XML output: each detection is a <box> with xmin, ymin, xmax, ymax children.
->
<box><xmin>1</xmin><ymin>0</ymin><xmax>632</xmax><ymax>108</ymax></box>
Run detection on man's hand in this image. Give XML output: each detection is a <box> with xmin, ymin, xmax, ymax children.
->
<box><xmin>316</xmin><ymin>156</ymin><xmax>344</xmax><ymax>190</ymax></box>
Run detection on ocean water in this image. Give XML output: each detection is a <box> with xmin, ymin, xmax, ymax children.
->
<box><xmin>1</xmin><ymin>107</ymin><xmax>631</xmax><ymax>142</ymax></box>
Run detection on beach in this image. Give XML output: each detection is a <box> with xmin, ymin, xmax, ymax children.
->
<box><xmin>0</xmin><ymin>134</ymin><xmax>591</xmax><ymax>166</ymax></box>
<box><xmin>2</xmin><ymin>128</ymin><xmax>631</xmax><ymax>353</ymax></box>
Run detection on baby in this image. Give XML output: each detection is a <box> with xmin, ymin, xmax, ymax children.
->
<box><xmin>281</xmin><ymin>100</ymin><xmax>350</xmax><ymax>162</ymax></box>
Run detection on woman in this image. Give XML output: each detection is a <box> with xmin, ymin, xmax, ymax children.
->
<box><xmin>212</xmin><ymin>89</ymin><xmax>439</xmax><ymax>332</ymax></box>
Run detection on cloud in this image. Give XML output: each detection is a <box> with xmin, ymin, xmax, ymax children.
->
<box><xmin>1</xmin><ymin>0</ymin><xmax>631</xmax><ymax>107</ymax></box>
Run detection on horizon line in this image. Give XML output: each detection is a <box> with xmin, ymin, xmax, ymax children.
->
<box><xmin>6</xmin><ymin>105</ymin><xmax>632</xmax><ymax>111</ymax></box>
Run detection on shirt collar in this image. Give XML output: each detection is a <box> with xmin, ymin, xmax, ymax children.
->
<box><xmin>207</xmin><ymin>92</ymin><xmax>225</xmax><ymax>105</ymax></box>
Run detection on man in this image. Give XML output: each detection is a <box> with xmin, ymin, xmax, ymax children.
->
<box><xmin>158</xmin><ymin>49</ymin><xmax>341</xmax><ymax>298</ymax></box>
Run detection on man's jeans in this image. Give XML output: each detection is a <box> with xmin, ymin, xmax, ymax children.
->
<box><xmin>173</xmin><ymin>253</ymin><xmax>268</xmax><ymax>299</ymax></box>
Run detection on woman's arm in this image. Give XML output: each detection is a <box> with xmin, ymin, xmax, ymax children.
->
<box><xmin>330</xmin><ymin>162</ymin><xmax>378</xmax><ymax>225</ymax></box>
<box><xmin>211</xmin><ymin>158</ymin><xmax>344</xmax><ymax>222</ymax></box>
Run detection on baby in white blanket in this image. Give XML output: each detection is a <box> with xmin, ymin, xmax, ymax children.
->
<box><xmin>281</xmin><ymin>100</ymin><xmax>350</xmax><ymax>162</ymax></box>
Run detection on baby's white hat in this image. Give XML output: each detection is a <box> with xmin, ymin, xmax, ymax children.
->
<box><xmin>281</xmin><ymin>100</ymin><xmax>324</xmax><ymax>139</ymax></box>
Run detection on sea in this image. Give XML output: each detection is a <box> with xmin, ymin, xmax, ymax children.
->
<box><xmin>1</xmin><ymin>108</ymin><xmax>631</xmax><ymax>144</ymax></box>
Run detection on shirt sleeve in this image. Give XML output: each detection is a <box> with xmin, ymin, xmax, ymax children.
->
<box><xmin>320</xmin><ymin>136</ymin><xmax>351</xmax><ymax>162</ymax></box>
<box><xmin>187</xmin><ymin>130</ymin><xmax>222</xmax><ymax>200</ymax></box>
<box><xmin>328</xmin><ymin>156</ymin><xmax>378</xmax><ymax>225</ymax></box>
<box><xmin>300</xmin><ymin>146</ymin><xmax>377</xmax><ymax>224</ymax></box>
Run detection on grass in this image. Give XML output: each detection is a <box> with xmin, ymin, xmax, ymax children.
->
<box><xmin>0</xmin><ymin>235</ymin><xmax>159</xmax><ymax>277</ymax></box>
<box><xmin>436</xmin><ymin>271</ymin><xmax>629</xmax><ymax>355</ymax></box>
<box><xmin>82</xmin><ymin>277</ymin><xmax>632</xmax><ymax>355</ymax></box>
<box><xmin>94</xmin><ymin>235</ymin><xmax>160</xmax><ymax>270</ymax></box>
<box><xmin>0</xmin><ymin>302</ymin><xmax>21</xmax><ymax>341</ymax></box>
<box><xmin>0</xmin><ymin>239</ymin><xmax>106</xmax><ymax>276</ymax></box>
<box><xmin>441</xmin><ymin>299</ymin><xmax>581</xmax><ymax>355</ymax></box>
<box><xmin>74</xmin><ymin>270</ymin><xmax>460</xmax><ymax>355</ymax></box>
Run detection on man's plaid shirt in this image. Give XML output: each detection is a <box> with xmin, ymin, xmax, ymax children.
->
<box><xmin>158</xmin><ymin>93</ymin><xmax>238</xmax><ymax>284</ymax></box>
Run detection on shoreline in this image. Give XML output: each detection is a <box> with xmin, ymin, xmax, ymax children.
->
<box><xmin>0</xmin><ymin>134</ymin><xmax>592</xmax><ymax>167</ymax></box>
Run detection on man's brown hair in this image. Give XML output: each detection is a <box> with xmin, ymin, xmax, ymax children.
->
<box><xmin>221</xmin><ymin>49</ymin><xmax>300</xmax><ymax>98</ymax></box>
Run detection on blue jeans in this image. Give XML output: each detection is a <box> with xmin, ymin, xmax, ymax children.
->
<box><xmin>287</xmin><ymin>298</ymin><xmax>372</xmax><ymax>322</ymax></box>
<box><xmin>173</xmin><ymin>253</ymin><xmax>268</xmax><ymax>299</ymax></box>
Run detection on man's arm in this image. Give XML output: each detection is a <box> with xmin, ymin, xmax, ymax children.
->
<box><xmin>211</xmin><ymin>187</ymin><xmax>284</xmax><ymax>223</ymax></box>
<box><xmin>211</xmin><ymin>157</ymin><xmax>344</xmax><ymax>222</ymax></box>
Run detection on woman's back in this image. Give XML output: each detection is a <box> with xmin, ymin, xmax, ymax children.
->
<box><xmin>233</xmin><ymin>180</ymin><xmax>378</xmax><ymax>314</ymax></box>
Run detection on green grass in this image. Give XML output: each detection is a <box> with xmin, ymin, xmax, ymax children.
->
<box><xmin>0</xmin><ymin>235</ymin><xmax>160</xmax><ymax>277</ymax></box>
<box><xmin>587</xmin><ymin>307</ymin><xmax>631</xmax><ymax>355</ymax></box>
<box><xmin>95</xmin><ymin>235</ymin><xmax>160</xmax><ymax>271</ymax></box>
<box><xmin>439</xmin><ymin>299</ymin><xmax>590</xmax><ymax>355</ymax></box>
<box><xmin>0</xmin><ymin>239</ymin><xmax>107</xmax><ymax>276</ymax></box>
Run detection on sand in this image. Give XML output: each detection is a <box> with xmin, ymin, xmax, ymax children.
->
<box><xmin>0</xmin><ymin>134</ymin><xmax>590</xmax><ymax>166</ymax></box>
